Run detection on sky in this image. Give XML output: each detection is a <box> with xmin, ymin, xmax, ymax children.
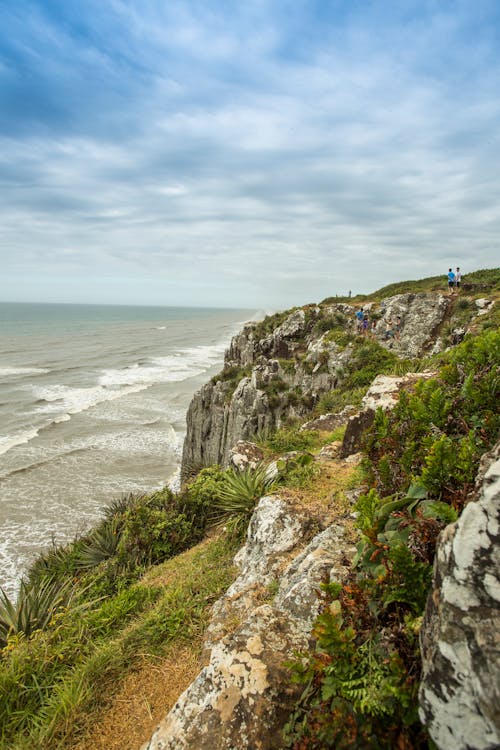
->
<box><xmin>0</xmin><ymin>0</ymin><xmax>499</xmax><ymax>309</ymax></box>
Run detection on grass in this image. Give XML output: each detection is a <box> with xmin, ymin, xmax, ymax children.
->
<box><xmin>0</xmin><ymin>535</ymin><xmax>238</xmax><ymax>750</ymax></box>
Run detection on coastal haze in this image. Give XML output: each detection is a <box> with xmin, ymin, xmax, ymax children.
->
<box><xmin>0</xmin><ymin>302</ymin><xmax>252</xmax><ymax>595</ymax></box>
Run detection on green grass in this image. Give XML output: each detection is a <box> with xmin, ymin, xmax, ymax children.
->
<box><xmin>0</xmin><ymin>536</ymin><xmax>237</xmax><ymax>750</ymax></box>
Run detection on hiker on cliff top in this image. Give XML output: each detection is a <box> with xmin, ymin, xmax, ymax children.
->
<box><xmin>454</xmin><ymin>267</ymin><xmax>462</xmax><ymax>292</ymax></box>
<box><xmin>447</xmin><ymin>268</ymin><xmax>455</xmax><ymax>294</ymax></box>
<box><xmin>355</xmin><ymin>308</ymin><xmax>364</xmax><ymax>332</ymax></box>
<box><xmin>362</xmin><ymin>312</ymin><xmax>370</xmax><ymax>336</ymax></box>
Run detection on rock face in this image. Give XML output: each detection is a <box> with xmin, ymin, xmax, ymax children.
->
<box><xmin>143</xmin><ymin>496</ymin><xmax>356</xmax><ymax>750</ymax></box>
<box><xmin>419</xmin><ymin>442</ymin><xmax>500</xmax><ymax>750</ymax></box>
<box><xmin>376</xmin><ymin>292</ymin><xmax>450</xmax><ymax>358</ymax></box>
<box><xmin>340</xmin><ymin>371</ymin><xmax>435</xmax><ymax>457</ymax></box>
<box><xmin>181</xmin><ymin>294</ymin><xmax>450</xmax><ymax>474</ymax></box>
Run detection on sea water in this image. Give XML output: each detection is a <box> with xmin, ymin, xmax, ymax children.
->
<box><xmin>0</xmin><ymin>302</ymin><xmax>253</xmax><ymax>596</ymax></box>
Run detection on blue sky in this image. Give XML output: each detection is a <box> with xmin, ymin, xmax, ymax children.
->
<box><xmin>1</xmin><ymin>1</ymin><xmax>499</xmax><ymax>308</ymax></box>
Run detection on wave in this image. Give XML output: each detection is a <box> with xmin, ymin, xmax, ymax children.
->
<box><xmin>98</xmin><ymin>343</ymin><xmax>227</xmax><ymax>388</ymax></box>
<box><xmin>0</xmin><ymin>366</ymin><xmax>50</xmax><ymax>378</ymax></box>
<box><xmin>0</xmin><ymin>428</ymin><xmax>41</xmax><ymax>457</ymax></box>
<box><xmin>31</xmin><ymin>382</ymin><xmax>150</xmax><ymax>418</ymax></box>
<box><xmin>0</xmin><ymin>338</ymin><xmax>233</xmax><ymax>461</ymax></box>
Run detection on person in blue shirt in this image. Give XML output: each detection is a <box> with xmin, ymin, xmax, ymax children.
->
<box><xmin>355</xmin><ymin>308</ymin><xmax>364</xmax><ymax>332</ymax></box>
<box><xmin>447</xmin><ymin>268</ymin><xmax>455</xmax><ymax>294</ymax></box>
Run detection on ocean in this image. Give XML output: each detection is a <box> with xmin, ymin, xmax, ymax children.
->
<box><xmin>0</xmin><ymin>302</ymin><xmax>253</xmax><ymax>596</ymax></box>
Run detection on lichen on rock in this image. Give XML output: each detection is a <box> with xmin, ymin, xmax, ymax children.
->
<box><xmin>419</xmin><ymin>442</ymin><xmax>500</xmax><ymax>750</ymax></box>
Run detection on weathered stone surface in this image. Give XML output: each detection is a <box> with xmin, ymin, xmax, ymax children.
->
<box><xmin>475</xmin><ymin>298</ymin><xmax>495</xmax><ymax>316</ymax></box>
<box><xmin>375</xmin><ymin>293</ymin><xmax>450</xmax><ymax>358</ymax></box>
<box><xmin>361</xmin><ymin>371</ymin><xmax>435</xmax><ymax>412</ymax></box>
<box><xmin>204</xmin><ymin>496</ymin><xmax>308</xmax><ymax>649</ymax></box>
<box><xmin>317</xmin><ymin>441</ymin><xmax>342</xmax><ymax>461</ymax></box>
<box><xmin>341</xmin><ymin>371</ymin><xmax>435</xmax><ymax>457</ymax></box>
<box><xmin>340</xmin><ymin>408</ymin><xmax>375</xmax><ymax>458</ymax></box>
<box><xmin>419</xmin><ymin>444</ymin><xmax>500</xmax><ymax>750</ymax></box>
<box><xmin>229</xmin><ymin>441</ymin><xmax>265</xmax><ymax>471</ymax></box>
<box><xmin>300</xmin><ymin>405</ymin><xmax>357</xmax><ymax>432</ymax></box>
<box><xmin>144</xmin><ymin>499</ymin><xmax>357</xmax><ymax>750</ymax></box>
<box><xmin>142</xmin><ymin>605</ymin><xmax>308</xmax><ymax>750</ymax></box>
<box><xmin>274</xmin><ymin>525</ymin><xmax>355</xmax><ymax>634</ymax></box>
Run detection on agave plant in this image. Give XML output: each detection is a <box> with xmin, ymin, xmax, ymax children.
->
<box><xmin>74</xmin><ymin>517</ymin><xmax>121</xmax><ymax>570</ymax></box>
<box><xmin>102</xmin><ymin>492</ymin><xmax>141</xmax><ymax>521</ymax></box>
<box><xmin>212</xmin><ymin>463</ymin><xmax>276</xmax><ymax>535</ymax></box>
<box><xmin>0</xmin><ymin>576</ymin><xmax>73</xmax><ymax>647</ymax></box>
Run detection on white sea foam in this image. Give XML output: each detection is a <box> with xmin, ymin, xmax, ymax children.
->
<box><xmin>0</xmin><ymin>428</ymin><xmax>40</xmax><ymax>457</ymax></box>
<box><xmin>0</xmin><ymin>366</ymin><xmax>50</xmax><ymax>378</ymax></box>
<box><xmin>31</xmin><ymin>382</ymin><xmax>148</xmax><ymax>416</ymax></box>
<box><xmin>98</xmin><ymin>343</ymin><xmax>227</xmax><ymax>388</ymax></box>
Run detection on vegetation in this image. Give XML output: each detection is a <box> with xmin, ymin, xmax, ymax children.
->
<box><xmin>283</xmin><ymin>329</ymin><xmax>499</xmax><ymax>749</ymax></box>
<box><xmin>0</xmin><ymin>536</ymin><xmax>237</xmax><ymax>750</ymax></box>
<box><xmin>212</xmin><ymin>464</ymin><xmax>277</xmax><ymax>535</ymax></box>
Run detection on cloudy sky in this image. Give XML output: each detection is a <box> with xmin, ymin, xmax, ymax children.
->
<box><xmin>1</xmin><ymin>1</ymin><xmax>499</xmax><ymax>309</ymax></box>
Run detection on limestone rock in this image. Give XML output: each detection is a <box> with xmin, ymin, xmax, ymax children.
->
<box><xmin>376</xmin><ymin>293</ymin><xmax>450</xmax><ymax>358</ymax></box>
<box><xmin>144</xmin><ymin>499</ymin><xmax>357</xmax><ymax>750</ymax></box>
<box><xmin>274</xmin><ymin>525</ymin><xmax>355</xmax><ymax>634</ymax></box>
<box><xmin>300</xmin><ymin>406</ymin><xmax>356</xmax><ymax>432</ymax></box>
<box><xmin>142</xmin><ymin>605</ymin><xmax>308</xmax><ymax>750</ymax></box>
<box><xmin>341</xmin><ymin>371</ymin><xmax>435</xmax><ymax>457</ymax></box>
<box><xmin>475</xmin><ymin>298</ymin><xmax>495</xmax><ymax>316</ymax></box>
<box><xmin>419</xmin><ymin>443</ymin><xmax>500</xmax><ymax>750</ymax></box>
<box><xmin>317</xmin><ymin>441</ymin><xmax>342</xmax><ymax>461</ymax></box>
<box><xmin>229</xmin><ymin>441</ymin><xmax>265</xmax><ymax>471</ymax></box>
<box><xmin>340</xmin><ymin>409</ymin><xmax>375</xmax><ymax>458</ymax></box>
<box><xmin>204</xmin><ymin>496</ymin><xmax>307</xmax><ymax>648</ymax></box>
<box><xmin>361</xmin><ymin>371</ymin><xmax>435</xmax><ymax>412</ymax></box>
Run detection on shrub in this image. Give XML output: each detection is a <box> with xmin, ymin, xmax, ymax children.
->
<box><xmin>0</xmin><ymin>577</ymin><xmax>74</xmax><ymax>647</ymax></box>
<box><xmin>264</xmin><ymin>426</ymin><xmax>320</xmax><ymax>453</ymax></box>
<box><xmin>212</xmin><ymin>465</ymin><xmax>276</xmax><ymax>536</ymax></box>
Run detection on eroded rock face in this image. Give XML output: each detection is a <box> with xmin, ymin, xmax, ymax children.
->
<box><xmin>144</xmin><ymin>496</ymin><xmax>356</xmax><ymax>750</ymax></box>
<box><xmin>419</xmin><ymin>443</ymin><xmax>500</xmax><ymax>750</ymax></box>
<box><xmin>376</xmin><ymin>293</ymin><xmax>450</xmax><ymax>358</ymax></box>
<box><xmin>142</xmin><ymin>606</ymin><xmax>308</xmax><ymax>750</ymax></box>
<box><xmin>341</xmin><ymin>371</ymin><xmax>435</xmax><ymax>457</ymax></box>
<box><xmin>181</xmin><ymin>294</ymin><xmax>449</xmax><ymax>473</ymax></box>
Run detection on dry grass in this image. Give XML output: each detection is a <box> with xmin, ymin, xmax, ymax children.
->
<box><xmin>72</xmin><ymin>645</ymin><xmax>201</xmax><ymax>750</ymax></box>
<box><xmin>281</xmin><ymin>457</ymin><xmax>366</xmax><ymax>542</ymax></box>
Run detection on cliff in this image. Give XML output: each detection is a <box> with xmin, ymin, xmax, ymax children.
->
<box><xmin>181</xmin><ymin>291</ymin><xmax>450</xmax><ymax>474</ymax></box>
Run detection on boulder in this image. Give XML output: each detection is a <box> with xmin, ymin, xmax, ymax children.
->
<box><xmin>144</xmin><ymin>500</ymin><xmax>356</xmax><ymax>750</ymax></box>
<box><xmin>142</xmin><ymin>605</ymin><xmax>309</xmax><ymax>750</ymax></box>
<box><xmin>317</xmin><ymin>441</ymin><xmax>343</xmax><ymax>461</ymax></box>
<box><xmin>475</xmin><ymin>298</ymin><xmax>495</xmax><ymax>316</ymax></box>
<box><xmin>419</xmin><ymin>442</ymin><xmax>500</xmax><ymax>750</ymax></box>
<box><xmin>341</xmin><ymin>371</ymin><xmax>435</xmax><ymax>458</ymax></box>
<box><xmin>229</xmin><ymin>441</ymin><xmax>265</xmax><ymax>471</ymax></box>
<box><xmin>300</xmin><ymin>406</ymin><xmax>356</xmax><ymax>432</ymax></box>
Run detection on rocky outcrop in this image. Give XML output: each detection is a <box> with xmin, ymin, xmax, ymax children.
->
<box><xmin>340</xmin><ymin>371</ymin><xmax>435</xmax><ymax>457</ymax></box>
<box><xmin>375</xmin><ymin>292</ymin><xmax>450</xmax><ymax>358</ymax></box>
<box><xmin>419</xmin><ymin>442</ymin><xmax>500</xmax><ymax>750</ymax></box>
<box><xmin>143</xmin><ymin>496</ymin><xmax>356</xmax><ymax>750</ymax></box>
<box><xmin>181</xmin><ymin>294</ymin><xmax>450</xmax><ymax>474</ymax></box>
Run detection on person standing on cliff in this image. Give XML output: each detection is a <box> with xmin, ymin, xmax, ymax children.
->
<box><xmin>455</xmin><ymin>267</ymin><xmax>462</xmax><ymax>292</ymax></box>
<box><xmin>447</xmin><ymin>268</ymin><xmax>455</xmax><ymax>294</ymax></box>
